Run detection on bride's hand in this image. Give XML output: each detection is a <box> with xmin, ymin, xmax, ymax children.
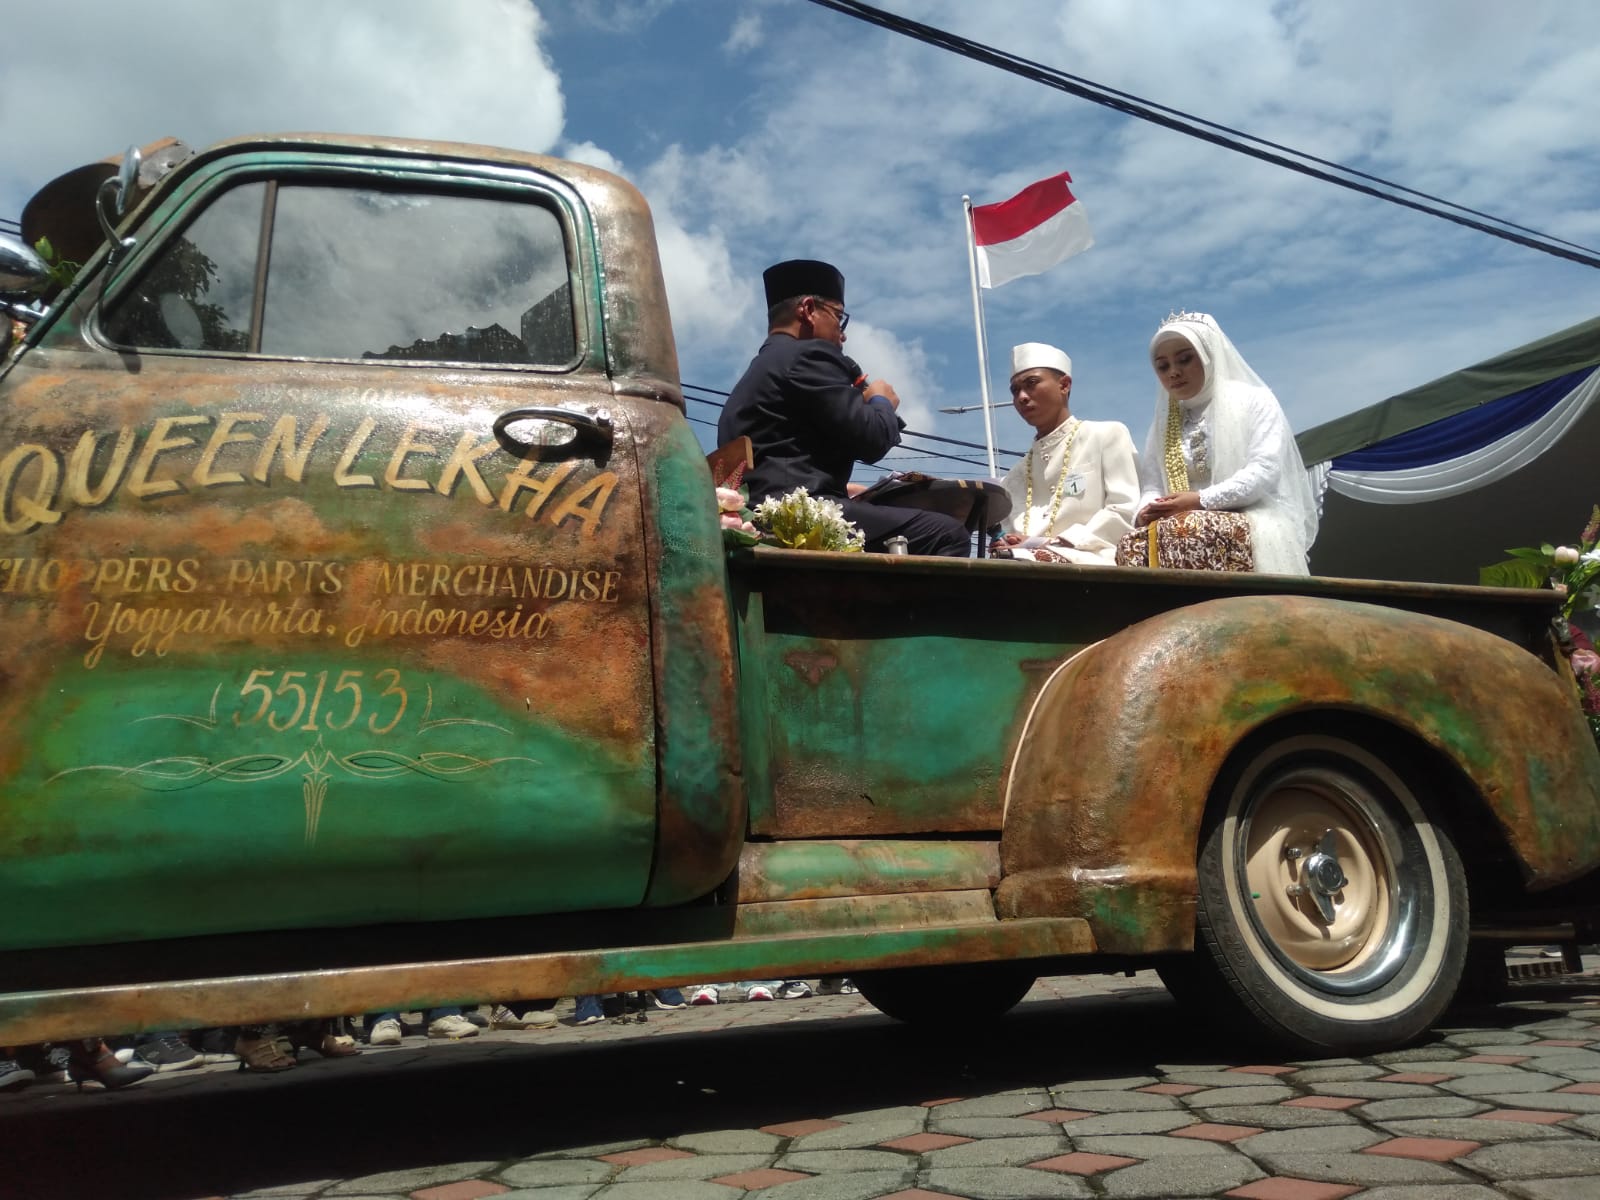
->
<box><xmin>1137</xmin><ymin>491</ymin><xmax>1203</xmax><ymax>524</ymax></box>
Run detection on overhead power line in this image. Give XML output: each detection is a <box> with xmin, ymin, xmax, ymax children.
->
<box><xmin>800</xmin><ymin>0</ymin><xmax>1600</xmax><ymax>270</ymax></box>
<box><xmin>683</xmin><ymin>381</ymin><xmax>1020</xmax><ymax>466</ymax></box>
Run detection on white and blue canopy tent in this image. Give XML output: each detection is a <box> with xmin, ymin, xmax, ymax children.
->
<box><xmin>1298</xmin><ymin>316</ymin><xmax>1600</xmax><ymax>584</ymax></box>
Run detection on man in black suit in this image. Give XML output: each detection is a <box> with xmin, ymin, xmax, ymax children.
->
<box><xmin>717</xmin><ymin>259</ymin><xmax>969</xmax><ymax>557</ymax></box>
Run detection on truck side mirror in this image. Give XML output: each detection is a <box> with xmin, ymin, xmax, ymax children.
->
<box><xmin>95</xmin><ymin>145</ymin><xmax>142</xmax><ymax>260</ymax></box>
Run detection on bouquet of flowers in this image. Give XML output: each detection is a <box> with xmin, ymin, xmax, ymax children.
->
<box><xmin>1482</xmin><ymin>505</ymin><xmax>1600</xmax><ymax>747</ymax></box>
<box><xmin>752</xmin><ymin>487</ymin><xmax>865</xmax><ymax>553</ymax></box>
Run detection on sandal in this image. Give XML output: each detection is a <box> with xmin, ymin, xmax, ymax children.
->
<box><xmin>235</xmin><ymin>1029</ymin><xmax>298</xmax><ymax>1073</ymax></box>
<box><xmin>314</xmin><ymin>1032</ymin><xmax>360</xmax><ymax>1058</ymax></box>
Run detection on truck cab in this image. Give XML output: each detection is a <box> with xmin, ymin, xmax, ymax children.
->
<box><xmin>0</xmin><ymin>135</ymin><xmax>740</xmax><ymax>949</ymax></box>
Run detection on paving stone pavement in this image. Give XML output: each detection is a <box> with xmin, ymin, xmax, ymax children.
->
<box><xmin>8</xmin><ymin>959</ymin><xmax>1600</xmax><ymax>1199</ymax></box>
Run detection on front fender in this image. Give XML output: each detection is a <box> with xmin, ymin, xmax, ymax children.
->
<box><xmin>995</xmin><ymin>595</ymin><xmax>1600</xmax><ymax>954</ymax></box>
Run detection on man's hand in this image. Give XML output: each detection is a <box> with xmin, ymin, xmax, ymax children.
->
<box><xmin>1136</xmin><ymin>491</ymin><xmax>1203</xmax><ymax>525</ymax></box>
<box><xmin>864</xmin><ymin>379</ymin><xmax>900</xmax><ymax>409</ymax></box>
<box><xmin>846</xmin><ymin>482</ymin><xmax>868</xmax><ymax>498</ymax></box>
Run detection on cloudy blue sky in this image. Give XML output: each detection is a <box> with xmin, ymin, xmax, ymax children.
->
<box><xmin>7</xmin><ymin>0</ymin><xmax>1600</xmax><ymax>478</ymax></box>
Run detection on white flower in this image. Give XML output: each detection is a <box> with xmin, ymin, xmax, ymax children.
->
<box><xmin>1554</xmin><ymin>545</ymin><xmax>1581</xmax><ymax>564</ymax></box>
<box><xmin>753</xmin><ymin>487</ymin><xmax>866</xmax><ymax>552</ymax></box>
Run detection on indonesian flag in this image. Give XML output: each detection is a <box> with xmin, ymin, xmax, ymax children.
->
<box><xmin>971</xmin><ymin>171</ymin><xmax>1093</xmax><ymax>289</ymax></box>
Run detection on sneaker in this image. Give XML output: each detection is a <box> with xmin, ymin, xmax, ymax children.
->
<box><xmin>134</xmin><ymin>1033</ymin><xmax>203</xmax><ymax>1072</ymax></box>
<box><xmin>572</xmin><ymin>995</ymin><xmax>606</xmax><ymax>1026</ymax></box>
<box><xmin>776</xmin><ymin>981</ymin><xmax>813</xmax><ymax>1000</ymax></box>
<box><xmin>18</xmin><ymin>1045</ymin><xmax>72</xmax><ymax>1084</ymax></box>
<box><xmin>427</xmin><ymin>1014</ymin><xmax>479</xmax><ymax>1040</ymax></box>
<box><xmin>489</xmin><ymin>1003</ymin><xmax>530</xmax><ymax>1029</ymax></box>
<box><xmin>816</xmin><ymin>976</ymin><xmax>857</xmax><ymax>995</ymax></box>
<box><xmin>490</xmin><ymin>1004</ymin><xmax>557</xmax><ymax>1030</ymax></box>
<box><xmin>0</xmin><ymin>1058</ymin><xmax>35</xmax><ymax>1091</ymax></box>
<box><xmin>112</xmin><ymin>1047</ymin><xmax>138</xmax><ymax>1064</ymax></box>
<box><xmin>689</xmin><ymin>985</ymin><xmax>720</xmax><ymax>1006</ymax></box>
<box><xmin>193</xmin><ymin>1028</ymin><xmax>240</xmax><ymax>1064</ymax></box>
<box><xmin>460</xmin><ymin>1008</ymin><xmax>491</xmax><ymax>1029</ymax></box>
<box><xmin>745</xmin><ymin>984</ymin><xmax>775</xmax><ymax>1002</ymax></box>
<box><xmin>367</xmin><ymin>1018</ymin><xmax>403</xmax><ymax>1047</ymax></box>
<box><xmin>650</xmin><ymin>988</ymin><xmax>687</xmax><ymax>1010</ymax></box>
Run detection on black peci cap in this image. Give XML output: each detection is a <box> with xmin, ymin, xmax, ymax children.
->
<box><xmin>763</xmin><ymin>259</ymin><xmax>845</xmax><ymax>309</ymax></box>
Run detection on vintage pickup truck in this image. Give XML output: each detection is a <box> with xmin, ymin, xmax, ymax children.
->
<box><xmin>1</xmin><ymin>134</ymin><xmax>1597</xmax><ymax>1055</ymax></box>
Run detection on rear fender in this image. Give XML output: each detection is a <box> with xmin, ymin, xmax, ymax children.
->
<box><xmin>995</xmin><ymin>594</ymin><xmax>1600</xmax><ymax>953</ymax></box>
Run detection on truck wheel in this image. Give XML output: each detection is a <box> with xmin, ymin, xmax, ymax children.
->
<box><xmin>1186</xmin><ymin>732</ymin><xmax>1468</xmax><ymax>1053</ymax></box>
<box><xmin>855</xmin><ymin>963</ymin><xmax>1036</xmax><ymax>1026</ymax></box>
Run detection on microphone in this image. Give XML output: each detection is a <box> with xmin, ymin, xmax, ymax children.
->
<box><xmin>842</xmin><ymin>355</ymin><xmax>869</xmax><ymax>390</ymax></box>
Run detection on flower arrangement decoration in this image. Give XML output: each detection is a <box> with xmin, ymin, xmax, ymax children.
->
<box><xmin>752</xmin><ymin>487</ymin><xmax>866</xmax><ymax>552</ymax></box>
<box><xmin>1568</xmin><ymin>624</ymin><xmax>1600</xmax><ymax>746</ymax></box>
<box><xmin>716</xmin><ymin>486</ymin><xmax>761</xmax><ymax>546</ymax></box>
<box><xmin>1481</xmin><ymin>505</ymin><xmax>1600</xmax><ymax>747</ymax></box>
<box><xmin>1480</xmin><ymin>505</ymin><xmax>1600</xmax><ymax>623</ymax></box>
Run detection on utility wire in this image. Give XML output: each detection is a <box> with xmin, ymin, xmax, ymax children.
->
<box><xmin>684</xmin><ymin>381</ymin><xmax>1020</xmax><ymax>461</ymax></box>
<box><xmin>800</xmin><ymin>0</ymin><xmax>1600</xmax><ymax>270</ymax></box>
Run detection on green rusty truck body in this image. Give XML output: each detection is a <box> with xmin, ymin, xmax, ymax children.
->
<box><xmin>1</xmin><ymin>135</ymin><xmax>1596</xmax><ymax>1053</ymax></box>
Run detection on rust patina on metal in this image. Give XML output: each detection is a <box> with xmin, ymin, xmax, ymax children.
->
<box><xmin>996</xmin><ymin>594</ymin><xmax>1600</xmax><ymax>954</ymax></box>
<box><xmin>729</xmin><ymin>548</ymin><xmax>1566</xmax><ymax>841</ymax></box>
<box><xmin>4</xmin><ymin>132</ymin><xmax>1598</xmax><ymax>1052</ymax></box>
<box><xmin>736</xmin><ymin>840</ymin><xmax>1000</xmax><ymax>903</ymax></box>
<box><xmin>0</xmin><ymin>135</ymin><xmax>738</xmax><ymax>950</ymax></box>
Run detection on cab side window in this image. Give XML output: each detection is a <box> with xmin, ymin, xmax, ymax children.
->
<box><xmin>102</xmin><ymin>181</ymin><xmax>577</xmax><ymax>366</ymax></box>
<box><xmin>100</xmin><ymin>183</ymin><xmax>262</xmax><ymax>352</ymax></box>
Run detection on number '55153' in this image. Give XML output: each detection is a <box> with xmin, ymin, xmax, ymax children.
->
<box><xmin>233</xmin><ymin>668</ymin><xmax>407</xmax><ymax>733</ymax></box>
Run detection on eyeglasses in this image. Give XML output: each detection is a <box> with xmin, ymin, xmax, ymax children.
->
<box><xmin>812</xmin><ymin>300</ymin><xmax>849</xmax><ymax>332</ymax></box>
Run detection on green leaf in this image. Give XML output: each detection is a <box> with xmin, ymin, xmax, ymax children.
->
<box><xmin>32</xmin><ymin>236</ymin><xmax>54</xmax><ymax>262</ymax></box>
<box><xmin>1479</xmin><ymin>560</ymin><xmax>1548</xmax><ymax>589</ymax></box>
<box><xmin>1505</xmin><ymin>547</ymin><xmax>1553</xmax><ymax>563</ymax></box>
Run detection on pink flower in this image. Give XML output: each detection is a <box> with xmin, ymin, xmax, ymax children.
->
<box><xmin>719</xmin><ymin>512</ymin><xmax>744</xmax><ymax>529</ymax></box>
<box><xmin>715</xmin><ymin>487</ymin><xmax>745</xmax><ymax>513</ymax></box>
<box><xmin>1571</xmin><ymin>648</ymin><xmax>1600</xmax><ymax>676</ymax></box>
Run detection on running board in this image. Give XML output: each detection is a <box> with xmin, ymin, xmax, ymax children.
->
<box><xmin>0</xmin><ymin>916</ymin><xmax>1094</xmax><ymax>1046</ymax></box>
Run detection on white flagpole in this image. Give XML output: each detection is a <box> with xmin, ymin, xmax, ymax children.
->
<box><xmin>962</xmin><ymin>195</ymin><xmax>999</xmax><ymax>478</ymax></box>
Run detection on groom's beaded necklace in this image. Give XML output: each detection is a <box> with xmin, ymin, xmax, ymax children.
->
<box><xmin>1023</xmin><ymin>417</ymin><xmax>1082</xmax><ymax>536</ymax></box>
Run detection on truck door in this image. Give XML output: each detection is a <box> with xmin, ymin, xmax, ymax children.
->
<box><xmin>0</xmin><ymin>152</ymin><xmax>658</xmax><ymax>950</ymax></box>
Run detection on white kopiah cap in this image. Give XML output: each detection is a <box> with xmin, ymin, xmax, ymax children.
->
<box><xmin>1010</xmin><ymin>342</ymin><xmax>1072</xmax><ymax>379</ymax></box>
